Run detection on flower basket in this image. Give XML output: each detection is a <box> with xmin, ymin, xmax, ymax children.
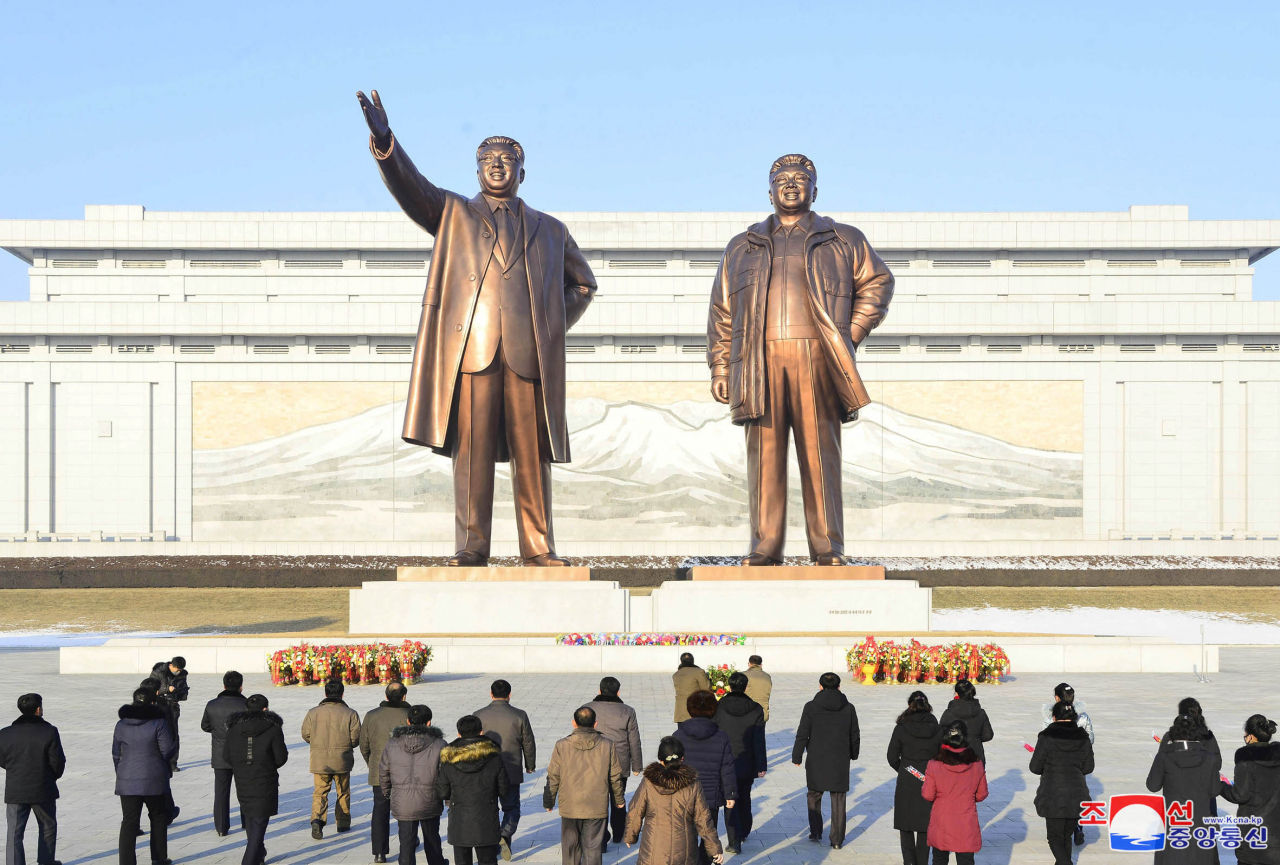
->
<box><xmin>268</xmin><ymin>641</ymin><xmax>433</xmax><ymax>686</ymax></box>
<box><xmin>845</xmin><ymin>637</ymin><xmax>1011</xmax><ymax>684</ymax></box>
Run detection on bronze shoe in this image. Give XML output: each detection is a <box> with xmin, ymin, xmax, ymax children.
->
<box><xmin>740</xmin><ymin>552</ymin><xmax>781</xmax><ymax>567</ymax></box>
<box><xmin>447</xmin><ymin>550</ymin><xmax>488</xmax><ymax>567</ymax></box>
<box><xmin>526</xmin><ymin>552</ymin><xmax>570</xmax><ymax>567</ymax></box>
<box><xmin>815</xmin><ymin>552</ymin><xmax>851</xmax><ymax>566</ymax></box>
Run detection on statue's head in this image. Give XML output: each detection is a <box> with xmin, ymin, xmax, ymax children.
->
<box><xmin>768</xmin><ymin>153</ymin><xmax>817</xmax><ymax>217</ymax></box>
<box><xmin>476</xmin><ymin>136</ymin><xmax>525</xmax><ymax>198</ymax></box>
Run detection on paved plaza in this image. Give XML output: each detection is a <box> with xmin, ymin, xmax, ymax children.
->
<box><xmin>4</xmin><ymin>649</ymin><xmax>1276</xmax><ymax>865</ymax></box>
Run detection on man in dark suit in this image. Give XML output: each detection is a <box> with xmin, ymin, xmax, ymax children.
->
<box><xmin>358</xmin><ymin>89</ymin><xmax>597</xmax><ymax>567</ymax></box>
<box><xmin>0</xmin><ymin>694</ymin><xmax>65</xmax><ymax>865</ymax></box>
<box><xmin>473</xmin><ymin>680</ymin><xmax>536</xmax><ymax>860</ymax></box>
<box><xmin>199</xmin><ymin>671</ymin><xmax>247</xmax><ymax>837</ymax></box>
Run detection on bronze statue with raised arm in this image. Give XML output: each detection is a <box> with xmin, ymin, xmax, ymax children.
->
<box><xmin>707</xmin><ymin>155</ymin><xmax>894</xmax><ymax>566</ymax></box>
<box><xmin>358</xmin><ymin>90</ymin><xmax>597</xmax><ymax>567</ymax></box>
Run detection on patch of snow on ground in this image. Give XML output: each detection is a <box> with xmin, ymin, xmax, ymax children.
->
<box><xmin>933</xmin><ymin>607</ymin><xmax>1280</xmax><ymax>644</ymax></box>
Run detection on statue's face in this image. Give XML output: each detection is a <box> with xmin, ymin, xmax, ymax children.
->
<box><xmin>768</xmin><ymin>165</ymin><xmax>817</xmax><ymax>216</ymax></box>
<box><xmin>476</xmin><ymin>144</ymin><xmax>524</xmax><ymax>198</ymax></box>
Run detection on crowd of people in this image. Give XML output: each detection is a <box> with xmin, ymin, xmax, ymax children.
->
<box><xmin>0</xmin><ymin>652</ymin><xmax>1277</xmax><ymax>865</ymax></box>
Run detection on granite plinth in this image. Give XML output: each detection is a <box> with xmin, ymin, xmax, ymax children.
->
<box><xmin>690</xmin><ymin>565</ymin><xmax>885</xmax><ymax>580</ymax></box>
<box><xmin>396</xmin><ymin>566</ymin><xmax>591</xmax><ymax>581</ymax></box>
<box><xmin>350</xmin><ymin>580</ymin><xmax>627</xmax><ymax>634</ymax></box>
<box><xmin>651</xmin><ymin>579</ymin><xmax>930</xmax><ymax>633</ymax></box>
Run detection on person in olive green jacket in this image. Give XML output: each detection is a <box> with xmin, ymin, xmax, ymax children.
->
<box><xmin>360</xmin><ymin>682</ymin><xmax>411</xmax><ymax>862</ymax></box>
<box><xmin>543</xmin><ymin>707</ymin><xmax>625</xmax><ymax>865</ymax></box>
<box><xmin>744</xmin><ymin>656</ymin><xmax>772</xmax><ymax>723</ymax></box>
<box><xmin>672</xmin><ymin>654</ymin><xmax>711</xmax><ymax>724</ymax></box>
<box><xmin>301</xmin><ymin>679</ymin><xmax>362</xmax><ymax>839</ymax></box>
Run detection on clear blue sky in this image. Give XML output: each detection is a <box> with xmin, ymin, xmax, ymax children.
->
<box><xmin>2</xmin><ymin>2</ymin><xmax>1277</xmax><ymax>299</ymax></box>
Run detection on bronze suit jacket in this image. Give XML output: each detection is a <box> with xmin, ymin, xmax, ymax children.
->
<box><xmin>372</xmin><ymin>134</ymin><xmax>597</xmax><ymax>462</ymax></box>
<box><xmin>707</xmin><ymin>214</ymin><xmax>893</xmax><ymax>425</ymax></box>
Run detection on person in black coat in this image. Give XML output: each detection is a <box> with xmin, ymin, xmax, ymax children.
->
<box><xmin>886</xmin><ymin>690</ymin><xmax>942</xmax><ymax>865</ymax></box>
<box><xmin>150</xmin><ymin>657</ymin><xmax>189</xmax><ymax>772</ymax></box>
<box><xmin>200</xmin><ymin>670</ymin><xmax>248</xmax><ymax>837</ymax></box>
<box><xmin>0</xmin><ymin>693</ymin><xmax>66</xmax><ymax>865</ymax></box>
<box><xmin>938</xmin><ymin>680</ymin><xmax>994</xmax><ymax>764</ymax></box>
<box><xmin>1147</xmin><ymin>712</ymin><xmax>1224</xmax><ymax>865</ymax></box>
<box><xmin>224</xmin><ymin>694</ymin><xmax>288</xmax><ymax>865</ymax></box>
<box><xmin>711</xmin><ymin>674</ymin><xmax>766</xmax><ymax>853</ymax></box>
<box><xmin>1221</xmin><ymin>714</ymin><xmax>1280</xmax><ymax>865</ymax></box>
<box><xmin>113</xmin><ymin>688</ymin><xmax>177</xmax><ymax>865</ymax></box>
<box><xmin>140</xmin><ymin>677</ymin><xmax>179</xmax><ymax>826</ymax></box>
<box><xmin>1030</xmin><ymin>702</ymin><xmax>1094</xmax><ymax>865</ymax></box>
<box><xmin>792</xmin><ymin>672</ymin><xmax>860</xmax><ymax>850</ymax></box>
<box><xmin>436</xmin><ymin>715</ymin><xmax>509</xmax><ymax>865</ymax></box>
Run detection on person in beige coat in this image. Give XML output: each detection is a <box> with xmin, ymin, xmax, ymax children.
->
<box><xmin>301</xmin><ymin>680</ymin><xmax>362</xmax><ymax>839</ymax></box>
<box><xmin>624</xmin><ymin>737</ymin><xmax>723</xmax><ymax>865</ymax></box>
<box><xmin>672</xmin><ymin>654</ymin><xmax>712</xmax><ymax>723</ymax></box>
<box><xmin>543</xmin><ymin>707</ymin><xmax>624</xmax><ymax>865</ymax></box>
<box><xmin>744</xmin><ymin>656</ymin><xmax>773</xmax><ymax>723</ymax></box>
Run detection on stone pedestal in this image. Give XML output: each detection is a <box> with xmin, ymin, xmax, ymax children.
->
<box><xmin>349</xmin><ymin>580</ymin><xmax>626</xmax><ymax>635</ymax></box>
<box><xmin>651</xmin><ymin>579</ymin><xmax>930</xmax><ymax>633</ymax></box>
<box><xmin>397</xmin><ymin>566</ymin><xmax>591</xmax><ymax>582</ymax></box>
<box><xmin>690</xmin><ymin>565</ymin><xmax>885</xmax><ymax>580</ymax></box>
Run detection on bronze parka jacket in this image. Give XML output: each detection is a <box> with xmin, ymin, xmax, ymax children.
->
<box><xmin>707</xmin><ymin>214</ymin><xmax>893</xmax><ymax>424</ymax></box>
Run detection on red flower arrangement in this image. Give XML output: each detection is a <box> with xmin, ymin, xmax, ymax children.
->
<box><xmin>268</xmin><ymin>641</ymin><xmax>433</xmax><ymax>687</ymax></box>
<box><xmin>846</xmin><ymin>637</ymin><xmax>1010</xmax><ymax>684</ymax></box>
<box><xmin>705</xmin><ymin>663</ymin><xmax>736</xmax><ymax>698</ymax></box>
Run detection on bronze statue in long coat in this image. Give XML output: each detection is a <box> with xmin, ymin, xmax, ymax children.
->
<box><xmin>359</xmin><ymin>90</ymin><xmax>596</xmax><ymax>566</ymax></box>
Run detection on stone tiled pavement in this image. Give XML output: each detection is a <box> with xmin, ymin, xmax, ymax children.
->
<box><xmin>4</xmin><ymin>649</ymin><xmax>1276</xmax><ymax>865</ymax></box>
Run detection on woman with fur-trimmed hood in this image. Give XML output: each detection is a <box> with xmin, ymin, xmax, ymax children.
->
<box><xmin>624</xmin><ymin>737</ymin><xmax>723</xmax><ymax>865</ymax></box>
<box><xmin>435</xmin><ymin>714</ymin><xmax>509</xmax><ymax>864</ymax></box>
<box><xmin>922</xmin><ymin>721</ymin><xmax>988</xmax><ymax>864</ymax></box>
<box><xmin>224</xmin><ymin>694</ymin><xmax>287</xmax><ymax>865</ymax></box>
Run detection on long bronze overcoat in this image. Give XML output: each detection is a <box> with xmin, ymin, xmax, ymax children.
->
<box><xmin>373</xmin><ymin>135</ymin><xmax>597</xmax><ymax>462</ymax></box>
<box><xmin>707</xmin><ymin>214</ymin><xmax>894</xmax><ymax>425</ymax></box>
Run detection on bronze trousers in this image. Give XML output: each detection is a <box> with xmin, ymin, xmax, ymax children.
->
<box><xmin>452</xmin><ymin>348</ymin><xmax>554</xmax><ymax>559</ymax></box>
<box><xmin>746</xmin><ymin>339</ymin><xmax>844</xmax><ymax>561</ymax></box>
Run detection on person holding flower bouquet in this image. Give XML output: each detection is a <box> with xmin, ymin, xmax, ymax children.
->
<box><xmin>939</xmin><ymin>681</ymin><xmax>994</xmax><ymax>765</ymax></box>
<box><xmin>887</xmin><ymin>691</ymin><xmax>941</xmax><ymax>865</ymax></box>
<box><xmin>673</xmin><ymin>655</ymin><xmax>711</xmax><ymax>724</ymax></box>
<box><xmin>711</xmin><ymin>673</ymin><xmax>766</xmax><ymax>853</ymax></box>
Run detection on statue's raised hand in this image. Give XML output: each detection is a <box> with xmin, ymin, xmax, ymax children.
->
<box><xmin>357</xmin><ymin>90</ymin><xmax>392</xmax><ymax>150</ymax></box>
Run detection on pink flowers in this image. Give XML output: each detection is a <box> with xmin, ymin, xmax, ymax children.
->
<box><xmin>555</xmin><ymin>633</ymin><xmax>746</xmax><ymax>646</ymax></box>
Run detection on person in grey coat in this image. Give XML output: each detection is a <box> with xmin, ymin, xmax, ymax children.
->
<box><xmin>380</xmin><ymin>705</ymin><xmax>447</xmax><ymax>865</ymax></box>
<box><xmin>113</xmin><ymin>688</ymin><xmax>177</xmax><ymax>865</ymax></box>
<box><xmin>580</xmin><ymin>677</ymin><xmax>642</xmax><ymax>850</ymax></box>
<box><xmin>474</xmin><ymin>680</ymin><xmax>536</xmax><ymax>860</ymax></box>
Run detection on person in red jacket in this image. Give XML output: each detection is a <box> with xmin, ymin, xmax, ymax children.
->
<box><xmin>922</xmin><ymin>721</ymin><xmax>988</xmax><ymax>865</ymax></box>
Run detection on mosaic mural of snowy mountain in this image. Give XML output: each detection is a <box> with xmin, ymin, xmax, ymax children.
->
<box><xmin>193</xmin><ymin>398</ymin><xmax>1082</xmax><ymax>542</ymax></box>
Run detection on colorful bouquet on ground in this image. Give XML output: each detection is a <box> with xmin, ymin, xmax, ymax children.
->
<box><xmin>844</xmin><ymin>637</ymin><xmax>1010</xmax><ymax>684</ymax></box>
<box><xmin>269</xmin><ymin>641</ymin><xmax>433</xmax><ymax>687</ymax></box>
<box><xmin>706</xmin><ymin>663</ymin><xmax>736</xmax><ymax>698</ymax></box>
<box><xmin>555</xmin><ymin>633</ymin><xmax>747</xmax><ymax>646</ymax></box>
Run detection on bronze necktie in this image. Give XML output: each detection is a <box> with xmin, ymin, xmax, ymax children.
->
<box><xmin>496</xmin><ymin>202</ymin><xmax>516</xmax><ymax>261</ymax></box>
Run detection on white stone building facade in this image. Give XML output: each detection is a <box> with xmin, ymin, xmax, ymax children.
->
<box><xmin>1</xmin><ymin>203</ymin><xmax>1278</xmax><ymax>558</ymax></box>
